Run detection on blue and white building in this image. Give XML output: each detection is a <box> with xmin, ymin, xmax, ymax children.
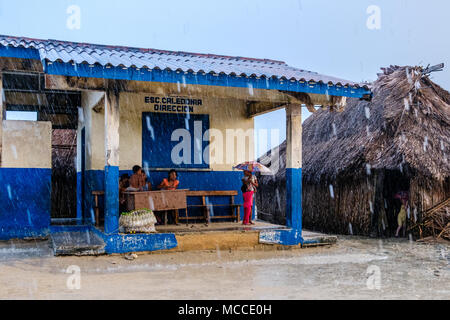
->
<box><xmin>0</xmin><ymin>35</ymin><xmax>371</xmax><ymax>253</ymax></box>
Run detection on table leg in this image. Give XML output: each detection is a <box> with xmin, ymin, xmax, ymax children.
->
<box><xmin>94</xmin><ymin>195</ymin><xmax>100</xmax><ymax>227</ymax></box>
<box><xmin>164</xmin><ymin>211</ymin><xmax>168</xmax><ymax>225</ymax></box>
<box><xmin>230</xmin><ymin>196</ymin><xmax>236</xmax><ymax>223</ymax></box>
<box><xmin>206</xmin><ymin>206</ymin><xmax>210</xmax><ymax>226</ymax></box>
<box><xmin>202</xmin><ymin>196</ymin><xmax>209</xmax><ymax>225</ymax></box>
<box><xmin>175</xmin><ymin>209</ymin><xmax>179</xmax><ymax>225</ymax></box>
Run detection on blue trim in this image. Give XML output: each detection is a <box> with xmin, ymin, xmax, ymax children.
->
<box><xmin>0</xmin><ymin>46</ymin><xmax>40</xmax><ymax>60</ymax></box>
<box><xmin>259</xmin><ymin>229</ymin><xmax>303</xmax><ymax>246</ymax></box>
<box><xmin>90</xmin><ymin>226</ymin><xmax>177</xmax><ymax>254</ymax></box>
<box><xmin>0</xmin><ymin>45</ymin><xmax>371</xmax><ymax>98</ymax></box>
<box><xmin>84</xmin><ymin>170</ymin><xmax>105</xmax><ymax>224</ymax></box>
<box><xmin>44</xmin><ymin>61</ymin><xmax>371</xmax><ymax>99</ymax></box>
<box><xmin>48</xmin><ymin>225</ymin><xmax>177</xmax><ymax>253</ymax></box>
<box><xmin>76</xmin><ymin>172</ymin><xmax>83</xmax><ymax>224</ymax></box>
<box><xmin>142</xmin><ymin>112</ymin><xmax>210</xmax><ymax>169</ymax></box>
<box><xmin>302</xmin><ymin>238</ymin><xmax>322</xmax><ymax>245</ymax></box>
<box><xmin>286</xmin><ymin>168</ymin><xmax>302</xmax><ymax>231</ymax></box>
<box><xmin>104</xmin><ymin>166</ymin><xmax>119</xmax><ymax>234</ymax></box>
<box><xmin>0</xmin><ymin>168</ymin><xmax>51</xmax><ymax>240</ymax></box>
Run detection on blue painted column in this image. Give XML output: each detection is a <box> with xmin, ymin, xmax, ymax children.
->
<box><xmin>76</xmin><ymin>108</ymin><xmax>84</xmax><ymax>225</ymax></box>
<box><xmin>104</xmin><ymin>90</ymin><xmax>120</xmax><ymax>234</ymax></box>
<box><xmin>285</xmin><ymin>104</ymin><xmax>302</xmax><ymax>232</ymax></box>
<box><xmin>0</xmin><ymin>73</ymin><xmax>4</xmax><ymax>166</ymax></box>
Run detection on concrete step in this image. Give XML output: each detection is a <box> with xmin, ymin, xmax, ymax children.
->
<box><xmin>50</xmin><ymin>230</ymin><xmax>106</xmax><ymax>256</ymax></box>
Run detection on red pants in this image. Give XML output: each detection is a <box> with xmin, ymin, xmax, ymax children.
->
<box><xmin>243</xmin><ymin>191</ymin><xmax>254</xmax><ymax>224</ymax></box>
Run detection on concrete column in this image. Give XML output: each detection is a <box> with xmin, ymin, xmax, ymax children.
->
<box><xmin>104</xmin><ymin>89</ymin><xmax>120</xmax><ymax>234</ymax></box>
<box><xmin>80</xmin><ymin>91</ymin><xmax>105</xmax><ymax>226</ymax></box>
<box><xmin>285</xmin><ymin>104</ymin><xmax>302</xmax><ymax>231</ymax></box>
<box><xmin>76</xmin><ymin>107</ymin><xmax>84</xmax><ymax>224</ymax></box>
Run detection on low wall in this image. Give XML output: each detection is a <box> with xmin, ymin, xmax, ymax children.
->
<box><xmin>0</xmin><ymin>120</ymin><xmax>52</xmax><ymax>240</ymax></box>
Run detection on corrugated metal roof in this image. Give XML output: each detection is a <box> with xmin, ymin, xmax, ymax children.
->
<box><xmin>0</xmin><ymin>35</ymin><xmax>368</xmax><ymax>88</ymax></box>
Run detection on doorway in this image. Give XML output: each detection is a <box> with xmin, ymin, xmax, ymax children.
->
<box><xmin>51</xmin><ymin>129</ymin><xmax>78</xmax><ymax>222</ymax></box>
<box><xmin>383</xmin><ymin>169</ymin><xmax>410</xmax><ymax>236</ymax></box>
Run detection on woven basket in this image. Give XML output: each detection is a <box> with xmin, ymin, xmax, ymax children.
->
<box><xmin>119</xmin><ymin>209</ymin><xmax>157</xmax><ymax>234</ymax></box>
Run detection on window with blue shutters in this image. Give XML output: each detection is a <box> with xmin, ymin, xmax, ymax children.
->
<box><xmin>142</xmin><ymin>112</ymin><xmax>210</xmax><ymax>169</ymax></box>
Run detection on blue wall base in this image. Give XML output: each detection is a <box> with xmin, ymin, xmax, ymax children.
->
<box><xmin>286</xmin><ymin>168</ymin><xmax>302</xmax><ymax>230</ymax></box>
<box><xmin>259</xmin><ymin>229</ymin><xmax>303</xmax><ymax>246</ymax></box>
<box><xmin>104</xmin><ymin>166</ymin><xmax>120</xmax><ymax>234</ymax></box>
<box><xmin>91</xmin><ymin>227</ymin><xmax>178</xmax><ymax>254</ymax></box>
<box><xmin>0</xmin><ymin>168</ymin><xmax>51</xmax><ymax>241</ymax></box>
<box><xmin>48</xmin><ymin>225</ymin><xmax>178</xmax><ymax>254</ymax></box>
<box><xmin>0</xmin><ymin>227</ymin><xmax>50</xmax><ymax>241</ymax></box>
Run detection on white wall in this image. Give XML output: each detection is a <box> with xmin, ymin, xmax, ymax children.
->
<box><xmin>1</xmin><ymin>120</ymin><xmax>52</xmax><ymax>169</ymax></box>
<box><xmin>82</xmin><ymin>90</ymin><xmax>255</xmax><ymax>172</ymax></box>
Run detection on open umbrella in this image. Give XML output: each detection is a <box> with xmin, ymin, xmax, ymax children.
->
<box><xmin>233</xmin><ymin>160</ymin><xmax>271</xmax><ymax>173</ymax></box>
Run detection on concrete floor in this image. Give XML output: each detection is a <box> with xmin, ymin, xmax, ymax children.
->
<box><xmin>155</xmin><ymin>220</ymin><xmax>287</xmax><ymax>233</ymax></box>
<box><xmin>156</xmin><ymin>221</ymin><xmax>337</xmax><ymax>249</ymax></box>
<box><xmin>0</xmin><ymin>236</ymin><xmax>448</xmax><ymax>299</ymax></box>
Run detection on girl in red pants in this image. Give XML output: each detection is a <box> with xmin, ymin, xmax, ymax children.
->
<box><xmin>242</xmin><ymin>170</ymin><xmax>258</xmax><ymax>225</ymax></box>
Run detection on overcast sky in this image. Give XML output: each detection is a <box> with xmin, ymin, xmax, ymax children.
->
<box><xmin>1</xmin><ymin>0</ymin><xmax>448</xmax><ymax>156</ymax></box>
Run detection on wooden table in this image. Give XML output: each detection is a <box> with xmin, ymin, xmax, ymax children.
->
<box><xmin>124</xmin><ymin>189</ymin><xmax>188</xmax><ymax>225</ymax></box>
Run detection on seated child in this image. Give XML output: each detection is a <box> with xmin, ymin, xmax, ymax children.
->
<box><xmin>129</xmin><ymin>165</ymin><xmax>146</xmax><ymax>191</ymax></box>
<box><xmin>119</xmin><ymin>174</ymin><xmax>130</xmax><ymax>193</ymax></box>
<box><xmin>158</xmin><ymin>169</ymin><xmax>180</xmax><ymax>191</ymax></box>
<box><xmin>119</xmin><ymin>174</ymin><xmax>130</xmax><ymax>212</ymax></box>
<box><xmin>157</xmin><ymin>170</ymin><xmax>180</xmax><ymax>225</ymax></box>
<box><xmin>143</xmin><ymin>175</ymin><xmax>152</xmax><ymax>191</ymax></box>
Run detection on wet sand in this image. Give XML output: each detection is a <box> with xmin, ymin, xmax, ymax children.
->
<box><xmin>0</xmin><ymin>236</ymin><xmax>448</xmax><ymax>300</ymax></box>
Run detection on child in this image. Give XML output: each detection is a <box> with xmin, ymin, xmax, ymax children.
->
<box><xmin>129</xmin><ymin>165</ymin><xmax>146</xmax><ymax>191</ymax></box>
<box><xmin>119</xmin><ymin>174</ymin><xmax>130</xmax><ymax>212</ymax></box>
<box><xmin>157</xmin><ymin>170</ymin><xmax>180</xmax><ymax>224</ymax></box>
<box><xmin>143</xmin><ymin>174</ymin><xmax>152</xmax><ymax>191</ymax></box>
<box><xmin>395</xmin><ymin>199</ymin><xmax>408</xmax><ymax>237</ymax></box>
<box><xmin>242</xmin><ymin>170</ymin><xmax>258</xmax><ymax>225</ymax></box>
<box><xmin>158</xmin><ymin>169</ymin><xmax>180</xmax><ymax>191</ymax></box>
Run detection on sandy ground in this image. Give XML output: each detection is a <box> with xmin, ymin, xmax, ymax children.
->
<box><xmin>0</xmin><ymin>236</ymin><xmax>448</xmax><ymax>300</ymax></box>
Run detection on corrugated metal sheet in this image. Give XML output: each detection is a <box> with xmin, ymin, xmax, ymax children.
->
<box><xmin>0</xmin><ymin>35</ymin><xmax>367</xmax><ymax>88</ymax></box>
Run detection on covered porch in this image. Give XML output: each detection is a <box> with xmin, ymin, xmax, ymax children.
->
<box><xmin>0</xmin><ymin>35</ymin><xmax>371</xmax><ymax>254</ymax></box>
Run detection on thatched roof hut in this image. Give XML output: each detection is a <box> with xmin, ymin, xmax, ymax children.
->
<box><xmin>257</xmin><ymin>65</ymin><xmax>450</xmax><ymax>238</ymax></box>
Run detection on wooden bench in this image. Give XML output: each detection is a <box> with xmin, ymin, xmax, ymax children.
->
<box><xmin>184</xmin><ymin>190</ymin><xmax>241</xmax><ymax>224</ymax></box>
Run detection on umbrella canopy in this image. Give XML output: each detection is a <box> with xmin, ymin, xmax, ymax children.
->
<box><xmin>233</xmin><ymin>161</ymin><xmax>271</xmax><ymax>173</ymax></box>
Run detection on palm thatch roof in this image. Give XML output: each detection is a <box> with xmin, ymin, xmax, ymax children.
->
<box><xmin>259</xmin><ymin>65</ymin><xmax>450</xmax><ymax>184</ymax></box>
